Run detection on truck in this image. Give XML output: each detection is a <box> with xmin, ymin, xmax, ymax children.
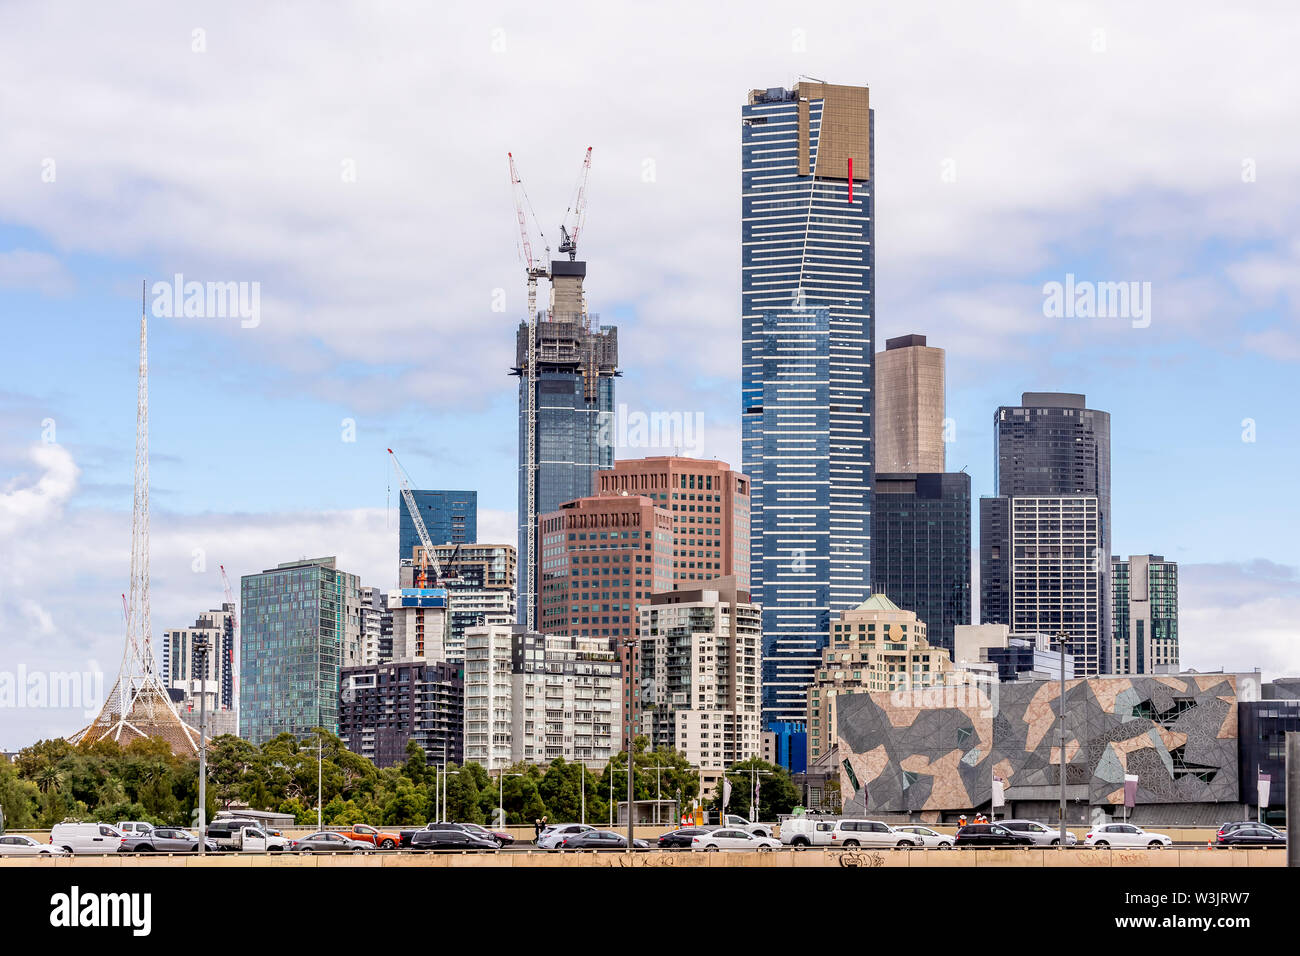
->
<box><xmin>205</xmin><ymin>820</ymin><xmax>289</xmax><ymax>853</ymax></box>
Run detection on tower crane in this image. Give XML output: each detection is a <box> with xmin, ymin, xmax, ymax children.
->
<box><xmin>387</xmin><ymin>448</ymin><xmax>454</xmax><ymax>588</ymax></box>
<box><xmin>558</xmin><ymin>146</ymin><xmax>593</xmax><ymax>262</ymax></box>
<box><xmin>509</xmin><ymin>153</ymin><xmax>550</xmax><ymax>632</ymax></box>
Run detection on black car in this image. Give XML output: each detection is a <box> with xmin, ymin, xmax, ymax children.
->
<box><xmin>1212</xmin><ymin>826</ymin><xmax>1286</xmax><ymax>848</ymax></box>
<box><xmin>409</xmin><ymin>829</ymin><xmax>498</xmax><ymax>851</ymax></box>
<box><xmin>657</xmin><ymin>827</ymin><xmax>711</xmax><ymax>849</ymax></box>
<box><xmin>399</xmin><ymin>822</ymin><xmax>473</xmax><ymax>849</ymax></box>
<box><xmin>560</xmin><ymin>830</ymin><xmax>650</xmax><ymax>850</ymax></box>
<box><xmin>953</xmin><ymin>824</ymin><xmax>1034</xmax><ymax>848</ymax></box>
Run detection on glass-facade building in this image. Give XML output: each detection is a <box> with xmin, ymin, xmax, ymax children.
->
<box><xmin>240</xmin><ymin>556</ymin><xmax>361</xmax><ymax>744</ymax></box>
<box><xmin>398</xmin><ymin>490</ymin><xmax>476</xmax><ymax>562</ymax></box>
<box><xmin>741</xmin><ymin>82</ymin><xmax>874</xmax><ymax>728</ymax></box>
<box><xmin>1111</xmin><ymin>554</ymin><xmax>1179</xmax><ymax>674</ymax></box>
<box><xmin>513</xmin><ymin>259</ymin><xmax>619</xmax><ymax>628</ymax></box>
<box><xmin>870</xmin><ymin>472</ymin><xmax>971</xmax><ymax>655</ymax></box>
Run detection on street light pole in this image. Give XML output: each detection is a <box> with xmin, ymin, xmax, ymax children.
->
<box><xmin>626</xmin><ymin>749</ymin><xmax>635</xmax><ymax>851</ymax></box>
<box><xmin>1057</xmin><ymin>629</ymin><xmax>1068</xmax><ymax>848</ymax></box>
<box><xmin>195</xmin><ymin>636</ymin><xmax>209</xmax><ymax>857</ymax></box>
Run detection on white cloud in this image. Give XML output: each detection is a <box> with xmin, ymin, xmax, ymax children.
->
<box><xmin>1179</xmin><ymin>561</ymin><xmax>1300</xmax><ymax>680</ymax></box>
<box><xmin>0</xmin><ymin>442</ymin><xmax>79</xmax><ymax>535</ymax></box>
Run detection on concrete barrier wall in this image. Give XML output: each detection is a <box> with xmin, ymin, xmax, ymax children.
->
<box><xmin>0</xmin><ymin>847</ymin><xmax>1282</xmax><ymax>868</ymax></box>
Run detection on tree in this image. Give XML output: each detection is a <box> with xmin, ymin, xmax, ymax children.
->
<box><xmin>711</xmin><ymin>758</ymin><xmax>799</xmax><ymax>821</ymax></box>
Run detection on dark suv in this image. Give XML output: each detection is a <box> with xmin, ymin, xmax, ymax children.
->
<box><xmin>410</xmin><ymin>829</ymin><xmax>498</xmax><ymax>851</ymax></box>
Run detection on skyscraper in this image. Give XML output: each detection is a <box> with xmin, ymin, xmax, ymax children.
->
<box><xmin>397</xmin><ymin>490</ymin><xmax>476</xmax><ymax>561</ymax></box>
<box><xmin>240</xmin><ymin>557</ymin><xmax>362</xmax><ymax>744</ymax></box>
<box><xmin>597</xmin><ymin>456</ymin><xmax>751</xmax><ymax>589</ymax></box>
<box><xmin>980</xmin><ymin>392</ymin><xmax>1112</xmax><ymax>674</ymax></box>
<box><xmin>428</xmin><ymin>542</ymin><xmax>517</xmax><ymax>662</ymax></box>
<box><xmin>875</xmin><ymin>334</ymin><xmax>945</xmax><ymax>473</ymax></box>
<box><xmin>741</xmin><ymin>82</ymin><xmax>874</xmax><ymax>728</ymax></box>
<box><xmin>870</xmin><ymin>471</ymin><xmax>971</xmax><ymax>654</ymax></box>
<box><xmin>513</xmin><ymin>259</ymin><xmax>619</xmax><ymax>630</ymax></box>
<box><xmin>1112</xmin><ymin>554</ymin><xmax>1179</xmax><ymax>674</ymax></box>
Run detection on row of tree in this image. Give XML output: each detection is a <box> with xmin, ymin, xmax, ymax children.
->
<box><xmin>0</xmin><ymin>733</ymin><xmax>801</xmax><ymax>830</ymax></box>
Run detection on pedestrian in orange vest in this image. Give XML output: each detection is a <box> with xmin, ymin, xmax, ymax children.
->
<box><xmin>958</xmin><ymin>814</ymin><xmax>968</xmax><ymax>828</ymax></box>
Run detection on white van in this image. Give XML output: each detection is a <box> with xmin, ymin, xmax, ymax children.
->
<box><xmin>51</xmin><ymin>822</ymin><xmax>125</xmax><ymax>855</ymax></box>
<box><xmin>780</xmin><ymin>817</ymin><xmax>838</xmax><ymax>847</ymax></box>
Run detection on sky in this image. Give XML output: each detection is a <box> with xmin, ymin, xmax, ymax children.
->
<box><xmin>2</xmin><ymin>0</ymin><xmax>1299</xmax><ymax>746</ymax></box>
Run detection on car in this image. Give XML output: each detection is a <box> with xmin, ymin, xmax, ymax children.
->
<box><xmin>398</xmin><ymin>821</ymin><xmax>474</xmax><ymax>849</ymax></box>
<box><xmin>537</xmin><ymin>823</ymin><xmax>595</xmax><ymax>849</ymax></box>
<box><xmin>891</xmin><ymin>825</ymin><xmax>953</xmax><ymax>849</ymax></box>
<box><xmin>336</xmin><ymin>824</ymin><xmax>401</xmax><ymax>849</ymax></box>
<box><xmin>1211</xmin><ymin>826</ymin><xmax>1286</xmax><ymax>848</ymax></box>
<box><xmin>409</xmin><ymin>829</ymin><xmax>499</xmax><ymax>851</ymax></box>
<box><xmin>205</xmin><ymin>821</ymin><xmax>289</xmax><ymax>852</ymax></box>
<box><xmin>998</xmin><ymin>819</ymin><xmax>1078</xmax><ymax>846</ymax></box>
<box><xmin>953</xmin><ymin>824</ymin><xmax>1034</xmax><ymax>847</ymax></box>
<box><xmin>691</xmin><ymin>828</ymin><xmax>782</xmax><ymax>851</ymax></box>
<box><xmin>829</xmin><ymin>819</ymin><xmax>920</xmax><ymax>848</ymax></box>
<box><xmin>459</xmin><ymin>823</ymin><xmax>514</xmax><ymax>846</ymax></box>
<box><xmin>290</xmin><ymin>832</ymin><xmax>372</xmax><ymax>853</ymax></box>
<box><xmin>116</xmin><ymin>821</ymin><xmax>155</xmax><ymax>837</ymax></box>
<box><xmin>1083</xmin><ymin>824</ymin><xmax>1172</xmax><ymax>848</ymax></box>
<box><xmin>119</xmin><ymin>828</ymin><xmax>219</xmax><ymax>854</ymax></box>
<box><xmin>0</xmin><ymin>835</ymin><xmax>69</xmax><ymax>857</ymax></box>
<box><xmin>50</xmin><ymin>822</ymin><xmax>126</xmax><ymax>855</ymax></box>
<box><xmin>658</xmin><ymin>826</ymin><xmax>714</xmax><ymax>849</ymax></box>
<box><xmin>780</xmin><ymin>817</ymin><xmax>839</xmax><ymax>848</ymax></box>
<box><xmin>559</xmin><ymin>830</ymin><xmax>650</xmax><ymax>850</ymax></box>
<box><xmin>1215</xmin><ymin>821</ymin><xmax>1283</xmax><ymax>840</ymax></box>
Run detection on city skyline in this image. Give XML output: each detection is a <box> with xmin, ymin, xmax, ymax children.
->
<box><xmin>4</xmin><ymin>3</ymin><xmax>1300</xmax><ymax>747</ymax></box>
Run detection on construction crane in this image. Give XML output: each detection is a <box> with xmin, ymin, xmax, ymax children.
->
<box><xmin>387</xmin><ymin>448</ymin><xmax>452</xmax><ymax>588</ymax></box>
<box><xmin>558</xmin><ymin>146</ymin><xmax>593</xmax><ymax>261</ymax></box>
<box><xmin>219</xmin><ymin>565</ymin><xmax>239</xmax><ymax>710</ymax></box>
<box><xmin>508</xmin><ymin>152</ymin><xmax>550</xmax><ymax>633</ymax></box>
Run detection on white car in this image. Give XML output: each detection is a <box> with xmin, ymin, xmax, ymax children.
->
<box><xmin>780</xmin><ymin>817</ymin><xmax>838</xmax><ymax>847</ymax></box>
<box><xmin>1084</xmin><ymin>823</ymin><xmax>1172</xmax><ymax>848</ymax></box>
<box><xmin>892</xmin><ymin>825</ymin><xmax>953</xmax><ymax>849</ymax></box>
<box><xmin>999</xmin><ymin>819</ymin><xmax>1078</xmax><ymax>846</ymax></box>
<box><xmin>691</xmin><ymin>828</ymin><xmax>781</xmax><ymax>851</ymax></box>
<box><xmin>537</xmin><ymin>823</ymin><xmax>594</xmax><ymax>849</ymax></box>
<box><xmin>830</xmin><ymin>819</ymin><xmax>920</xmax><ymax>848</ymax></box>
<box><xmin>50</xmin><ymin>822</ymin><xmax>125</xmax><ymax>855</ymax></box>
<box><xmin>0</xmin><ymin>835</ymin><xmax>70</xmax><ymax>857</ymax></box>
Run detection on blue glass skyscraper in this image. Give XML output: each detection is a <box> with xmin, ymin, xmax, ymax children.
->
<box><xmin>397</xmin><ymin>490</ymin><xmax>476</xmax><ymax>561</ymax></box>
<box><xmin>513</xmin><ymin>259</ymin><xmax>619</xmax><ymax>628</ymax></box>
<box><xmin>741</xmin><ymin>82</ymin><xmax>874</xmax><ymax>728</ymax></box>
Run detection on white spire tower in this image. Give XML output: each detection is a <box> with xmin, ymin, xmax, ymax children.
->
<box><xmin>70</xmin><ymin>281</ymin><xmax>200</xmax><ymax>754</ymax></box>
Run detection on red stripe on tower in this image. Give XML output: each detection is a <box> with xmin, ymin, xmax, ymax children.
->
<box><xmin>848</xmin><ymin>157</ymin><xmax>853</xmax><ymax>202</ymax></box>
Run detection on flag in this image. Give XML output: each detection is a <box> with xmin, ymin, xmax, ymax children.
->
<box><xmin>722</xmin><ymin>777</ymin><xmax>732</xmax><ymax>810</ymax></box>
<box><xmin>1259</xmin><ymin>772</ymin><xmax>1271</xmax><ymax>808</ymax></box>
<box><xmin>1123</xmin><ymin>773</ymin><xmax>1139</xmax><ymax>808</ymax></box>
<box><xmin>991</xmin><ymin>775</ymin><xmax>1006</xmax><ymax>809</ymax></box>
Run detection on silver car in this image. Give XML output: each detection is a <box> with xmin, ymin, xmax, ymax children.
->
<box><xmin>999</xmin><ymin>819</ymin><xmax>1077</xmax><ymax>846</ymax></box>
<box><xmin>892</xmin><ymin>825</ymin><xmax>953</xmax><ymax>848</ymax></box>
<box><xmin>0</xmin><ymin>835</ymin><xmax>70</xmax><ymax>857</ymax></box>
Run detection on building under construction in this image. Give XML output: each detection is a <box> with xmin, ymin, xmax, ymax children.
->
<box><xmin>511</xmin><ymin>258</ymin><xmax>619</xmax><ymax>629</ymax></box>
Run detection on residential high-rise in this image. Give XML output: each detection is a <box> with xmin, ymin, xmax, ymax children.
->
<box><xmin>870</xmin><ymin>472</ymin><xmax>971</xmax><ymax>655</ymax></box>
<box><xmin>463</xmin><ymin>625</ymin><xmax>621</xmax><ymax>769</ymax></box>
<box><xmin>338</xmin><ymin>660</ymin><xmax>463</xmax><ymax>768</ymax></box>
<box><xmin>982</xmin><ymin>392</ymin><xmax>1112</xmax><ymax>674</ymax></box>
<box><xmin>875</xmin><ymin>334</ymin><xmax>945</xmax><ymax>472</ymax></box>
<box><xmin>597</xmin><ymin>457</ymin><xmax>751</xmax><ymax>590</ymax></box>
<box><xmin>805</xmin><ymin>594</ymin><xmax>956</xmax><ymax>765</ymax></box>
<box><xmin>1112</xmin><ymin>554</ymin><xmax>1179</xmax><ymax>674</ymax></box>
<box><xmin>513</xmin><ymin>260</ymin><xmax>619</xmax><ymax>632</ymax></box>
<box><xmin>398</xmin><ymin>490</ymin><xmax>476</xmax><ymax>561</ymax></box>
<box><xmin>982</xmin><ymin>495</ymin><xmax>1106</xmax><ymax>674</ymax></box>
<box><xmin>358</xmin><ymin>586</ymin><xmax>389</xmax><ymax>666</ymax></box>
<box><xmin>638</xmin><ymin>578</ymin><xmax>762</xmax><ymax>790</ymax></box>
<box><xmin>162</xmin><ymin>604</ymin><xmax>238</xmax><ymax>737</ymax></box>
<box><xmin>240</xmin><ymin>557</ymin><xmax>362</xmax><ymax>744</ymax></box>
<box><xmin>538</xmin><ymin>493</ymin><xmax>673</xmax><ymax>746</ymax></box>
<box><xmin>427</xmin><ymin>543</ymin><xmax>517</xmax><ymax>663</ymax></box>
<box><xmin>742</xmin><ymin>81</ymin><xmax>874</xmax><ymax>730</ymax></box>
<box><xmin>389</xmin><ymin>561</ymin><xmax>449</xmax><ymax>662</ymax></box>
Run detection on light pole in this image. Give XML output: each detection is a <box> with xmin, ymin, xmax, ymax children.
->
<box><xmin>744</xmin><ymin>767</ymin><xmax>773</xmax><ymax>823</ymax></box>
<box><xmin>194</xmin><ymin>635</ymin><xmax>210</xmax><ymax>857</ymax></box>
<box><xmin>1057</xmin><ymin>629</ymin><xmax>1069</xmax><ymax>848</ymax></box>
<box><xmin>442</xmin><ymin>770</ymin><xmax>460</xmax><ymax>822</ymax></box>
<box><xmin>498</xmin><ymin>771</ymin><xmax>523</xmax><ymax>828</ymax></box>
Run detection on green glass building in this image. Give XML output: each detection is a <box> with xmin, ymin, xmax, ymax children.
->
<box><xmin>1111</xmin><ymin>554</ymin><xmax>1179</xmax><ymax>674</ymax></box>
<box><xmin>240</xmin><ymin>556</ymin><xmax>362</xmax><ymax>744</ymax></box>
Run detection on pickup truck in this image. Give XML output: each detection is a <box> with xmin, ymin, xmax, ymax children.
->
<box><xmin>336</xmin><ymin>824</ymin><xmax>401</xmax><ymax>849</ymax></box>
<box><xmin>206</xmin><ymin>821</ymin><xmax>290</xmax><ymax>853</ymax></box>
